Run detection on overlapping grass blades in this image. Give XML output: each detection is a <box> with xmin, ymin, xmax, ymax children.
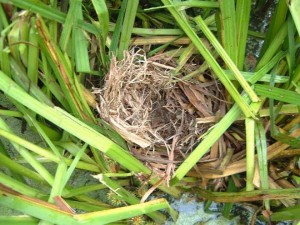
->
<box><xmin>0</xmin><ymin>0</ymin><xmax>299</xmax><ymax>223</ymax></box>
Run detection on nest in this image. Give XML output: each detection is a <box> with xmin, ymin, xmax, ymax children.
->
<box><xmin>94</xmin><ymin>49</ymin><xmax>226</xmax><ymax>178</ymax></box>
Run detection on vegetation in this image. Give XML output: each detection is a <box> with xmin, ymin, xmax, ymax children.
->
<box><xmin>0</xmin><ymin>0</ymin><xmax>300</xmax><ymax>224</ymax></box>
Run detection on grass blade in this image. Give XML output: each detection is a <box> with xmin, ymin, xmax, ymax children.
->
<box><xmin>117</xmin><ymin>1</ymin><xmax>139</xmax><ymax>59</ymax></box>
<box><xmin>72</xmin><ymin>0</ymin><xmax>91</xmax><ymax>73</ymax></box>
<box><xmin>245</xmin><ymin>118</ymin><xmax>255</xmax><ymax>191</ymax></box>
<box><xmin>255</xmin><ymin>84</ymin><xmax>300</xmax><ymax>105</ymax></box>
<box><xmin>27</xmin><ymin>17</ymin><xmax>39</xmax><ymax>84</ymax></box>
<box><xmin>259</xmin><ymin>0</ymin><xmax>288</xmax><ymax>57</ymax></box>
<box><xmin>0</xmin><ymin>186</ymin><xmax>176</xmax><ymax>225</ymax></box>
<box><xmin>236</xmin><ymin>0</ymin><xmax>252</xmax><ymax>69</ymax></box>
<box><xmin>219</xmin><ymin>0</ymin><xmax>237</xmax><ymax>63</ymax></box>
<box><xmin>255</xmin><ymin>120</ymin><xmax>270</xmax><ymax>210</ymax></box>
<box><xmin>59</xmin><ymin>0</ymin><xmax>78</xmax><ymax>51</ymax></box>
<box><xmin>289</xmin><ymin>0</ymin><xmax>300</xmax><ymax>36</ymax></box>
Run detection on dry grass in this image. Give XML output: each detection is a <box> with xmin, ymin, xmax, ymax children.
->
<box><xmin>94</xmin><ymin>49</ymin><xmax>227</xmax><ymax>180</ymax></box>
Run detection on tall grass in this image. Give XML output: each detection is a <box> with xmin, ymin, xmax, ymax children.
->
<box><xmin>0</xmin><ymin>0</ymin><xmax>299</xmax><ymax>223</ymax></box>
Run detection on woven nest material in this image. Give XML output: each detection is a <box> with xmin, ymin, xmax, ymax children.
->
<box><xmin>94</xmin><ymin>49</ymin><xmax>226</xmax><ymax>177</ymax></box>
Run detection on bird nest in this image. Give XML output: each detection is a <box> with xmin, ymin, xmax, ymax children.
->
<box><xmin>94</xmin><ymin>49</ymin><xmax>226</xmax><ymax>178</ymax></box>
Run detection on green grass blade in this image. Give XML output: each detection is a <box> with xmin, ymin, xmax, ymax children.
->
<box><xmin>250</xmin><ymin>51</ymin><xmax>286</xmax><ymax>84</ymax></box>
<box><xmin>63</xmin><ymin>143</ymin><xmax>88</xmax><ymax>187</ymax></box>
<box><xmin>59</xmin><ymin>0</ymin><xmax>78</xmax><ymax>51</ymax></box>
<box><xmin>0</xmin><ymin>216</ymin><xmax>38</xmax><ymax>225</ymax></box>
<box><xmin>91</xmin><ymin>0</ymin><xmax>109</xmax><ymax>42</ymax></box>
<box><xmin>109</xmin><ymin>0</ymin><xmax>127</xmax><ymax>54</ymax></box>
<box><xmin>27</xmin><ymin>17</ymin><xmax>39</xmax><ymax>84</ymax></box>
<box><xmin>236</xmin><ymin>0</ymin><xmax>252</xmax><ymax>69</ymax></box>
<box><xmin>93</xmin><ymin>174</ymin><xmax>168</xmax><ymax>223</ymax></box>
<box><xmin>0</xmin><ymin>187</ymin><xmax>176</xmax><ymax>225</ymax></box>
<box><xmin>224</xmin><ymin>70</ymin><xmax>289</xmax><ymax>83</ymax></box>
<box><xmin>63</xmin><ymin>180</ymin><xmax>129</xmax><ymax>198</ymax></box>
<box><xmin>245</xmin><ymin>118</ymin><xmax>255</xmax><ymax>191</ymax></box>
<box><xmin>0</xmin><ymin>0</ymin><xmax>66</xmax><ymax>23</ymax></box>
<box><xmin>72</xmin><ymin>0</ymin><xmax>91</xmax><ymax>73</ymax></box>
<box><xmin>7</xmin><ymin>19</ymin><xmax>21</xmax><ymax>63</ymax></box>
<box><xmin>260</xmin><ymin>0</ymin><xmax>288</xmax><ymax>57</ymax></box>
<box><xmin>91</xmin><ymin>0</ymin><xmax>109</xmax><ymax>69</ymax></box>
<box><xmin>255</xmin><ymin>120</ymin><xmax>270</xmax><ymax>210</ymax></box>
<box><xmin>0</xmin><ymin>172</ymin><xmax>44</xmax><ymax>197</ymax></box>
<box><xmin>48</xmin><ymin>161</ymin><xmax>67</xmax><ymax>203</ymax></box>
<box><xmin>0</xmin><ymin>4</ymin><xmax>9</xmax><ymax>28</ymax></box>
<box><xmin>0</xmin><ymin>47</ymin><xmax>11</xmax><ymax>76</ymax></box>
<box><xmin>256</xmin><ymin>22</ymin><xmax>288</xmax><ymax>71</ymax></box>
<box><xmin>144</xmin><ymin>1</ymin><xmax>219</xmax><ymax>11</ymax></box>
<box><xmin>175</xmin><ymin>43</ymin><xmax>195</xmax><ymax>74</ymax></box>
<box><xmin>36</xmin><ymin>16</ymin><xmax>86</xmax><ymax>119</ymax></box>
<box><xmin>0</xmin><ymin>152</ymin><xmax>45</xmax><ymax>182</ymax></box>
<box><xmin>10</xmin><ymin>57</ymin><xmax>54</xmax><ymax>106</ymax></box>
<box><xmin>287</xmin><ymin>15</ymin><xmax>296</xmax><ymax>75</ymax></box>
<box><xmin>255</xmin><ymin>84</ymin><xmax>300</xmax><ymax>105</ymax></box>
<box><xmin>58</xmin><ymin>142</ymin><xmax>96</xmax><ymax>165</ymax></box>
<box><xmin>271</xmin><ymin>205</ymin><xmax>300</xmax><ymax>221</ymax></box>
<box><xmin>0</xmin><ymin>122</ymin><xmax>100</xmax><ymax>172</ymax></box>
<box><xmin>19</xmin><ymin>15</ymin><xmax>29</xmax><ymax>67</ymax></box>
<box><xmin>117</xmin><ymin>0</ymin><xmax>139</xmax><ymax>59</ymax></box>
<box><xmin>219</xmin><ymin>0</ymin><xmax>237</xmax><ymax>63</ymax></box>
<box><xmin>0</xmin><ymin>118</ymin><xmax>54</xmax><ymax>185</ymax></box>
<box><xmin>289</xmin><ymin>0</ymin><xmax>300</xmax><ymax>36</ymax></box>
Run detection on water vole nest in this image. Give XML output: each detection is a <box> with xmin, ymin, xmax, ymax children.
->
<box><xmin>94</xmin><ymin>49</ymin><xmax>225</xmax><ymax>177</ymax></box>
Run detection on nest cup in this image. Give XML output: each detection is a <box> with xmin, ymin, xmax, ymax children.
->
<box><xmin>95</xmin><ymin>49</ymin><xmax>224</xmax><ymax>177</ymax></box>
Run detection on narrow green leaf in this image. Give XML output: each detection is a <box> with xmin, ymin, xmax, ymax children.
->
<box><xmin>271</xmin><ymin>205</ymin><xmax>300</xmax><ymax>221</ymax></box>
<box><xmin>0</xmin><ymin>118</ymin><xmax>55</xmax><ymax>186</ymax></box>
<box><xmin>59</xmin><ymin>0</ymin><xmax>78</xmax><ymax>51</ymax></box>
<box><xmin>19</xmin><ymin>14</ymin><xmax>30</xmax><ymax>67</ymax></box>
<box><xmin>245</xmin><ymin>118</ymin><xmax>255</xmax><ymax>191</ymax></box>
<box><xmin>256</xmin><ymin>22</ymin><xmax>288</xmax><ymax>71</ymax></box>
<box><xmin>0</xmin><ymin>216</ymin><xmax>38</xmax><ymax>225</ymax></box>
<box><xmin>109</xmin><ymin>0</ymin><xmax>127</xmax><ymax>54</ymax></box>
<box><xmin>289</xmin><ymin>0</ymin><xmax>300</xmax><ymax>36</ymax></box>
<box><xmin>255</xmin><ymin>84</ymin><xmax>300</xmax><ymax>105</ymax></box>
<box><xmin>255</xmin><ymin>120</ymin><xmax>270</xmax><ymax>210</ymax></box>
<box><xmin>0</xmin><ymin>4</ymin><xmax>9</xmax><ymax>28</ymax></box>
<box><xmin>260</xmin><ymin>0</ymin><xmax>288</xmax><ymax>56</ymax></box>
<box><xmin>93</xmin><ymin>174</ymin><xmax>168</xmax><ymax>223</ymax></box>
<box><xmin>72</xmin><ymin>1</ymin><xmax>91</xmax><ymax>73</ymax></box>
<box><xmin>0</xmin><ymin>188</ymin><xmax>175</xmax><ymax>225</ymax></box>
<box><xmin>27</xmin><ymin>17</ymin><xmax>39</xmax><ymax>85</ymax></box>
<box><xmin>0</xmin><ymin>152</ymin><xmax>45</xmax><ymax>182</ymax></box>
<box><xmin>236</xmin><ymin>0</ymin><xmax>251</xmax><ymax>69</ymax></box>
<box><xmin>118</xmin><ymin>1</ymin><xmax>139</xmax><ymax>59</ymax></box>
<box><xmin>91</xmin><ymin>0</ymin><xmax>109</xmax><ymax>41</ymax></box>
<box><xmin>219</xmin><ymin>0</ymin><xmax>237</xmax><ymax>63</ymax></box>
<box><xmin>0</xmin><ymin>172</ymin><xmax>44</xmax><ymax>197</ymax></box>
<box><xmin>48</xmin><ymin>162</ymin><xmax>67</xmax><ymax>203</ymax></box>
